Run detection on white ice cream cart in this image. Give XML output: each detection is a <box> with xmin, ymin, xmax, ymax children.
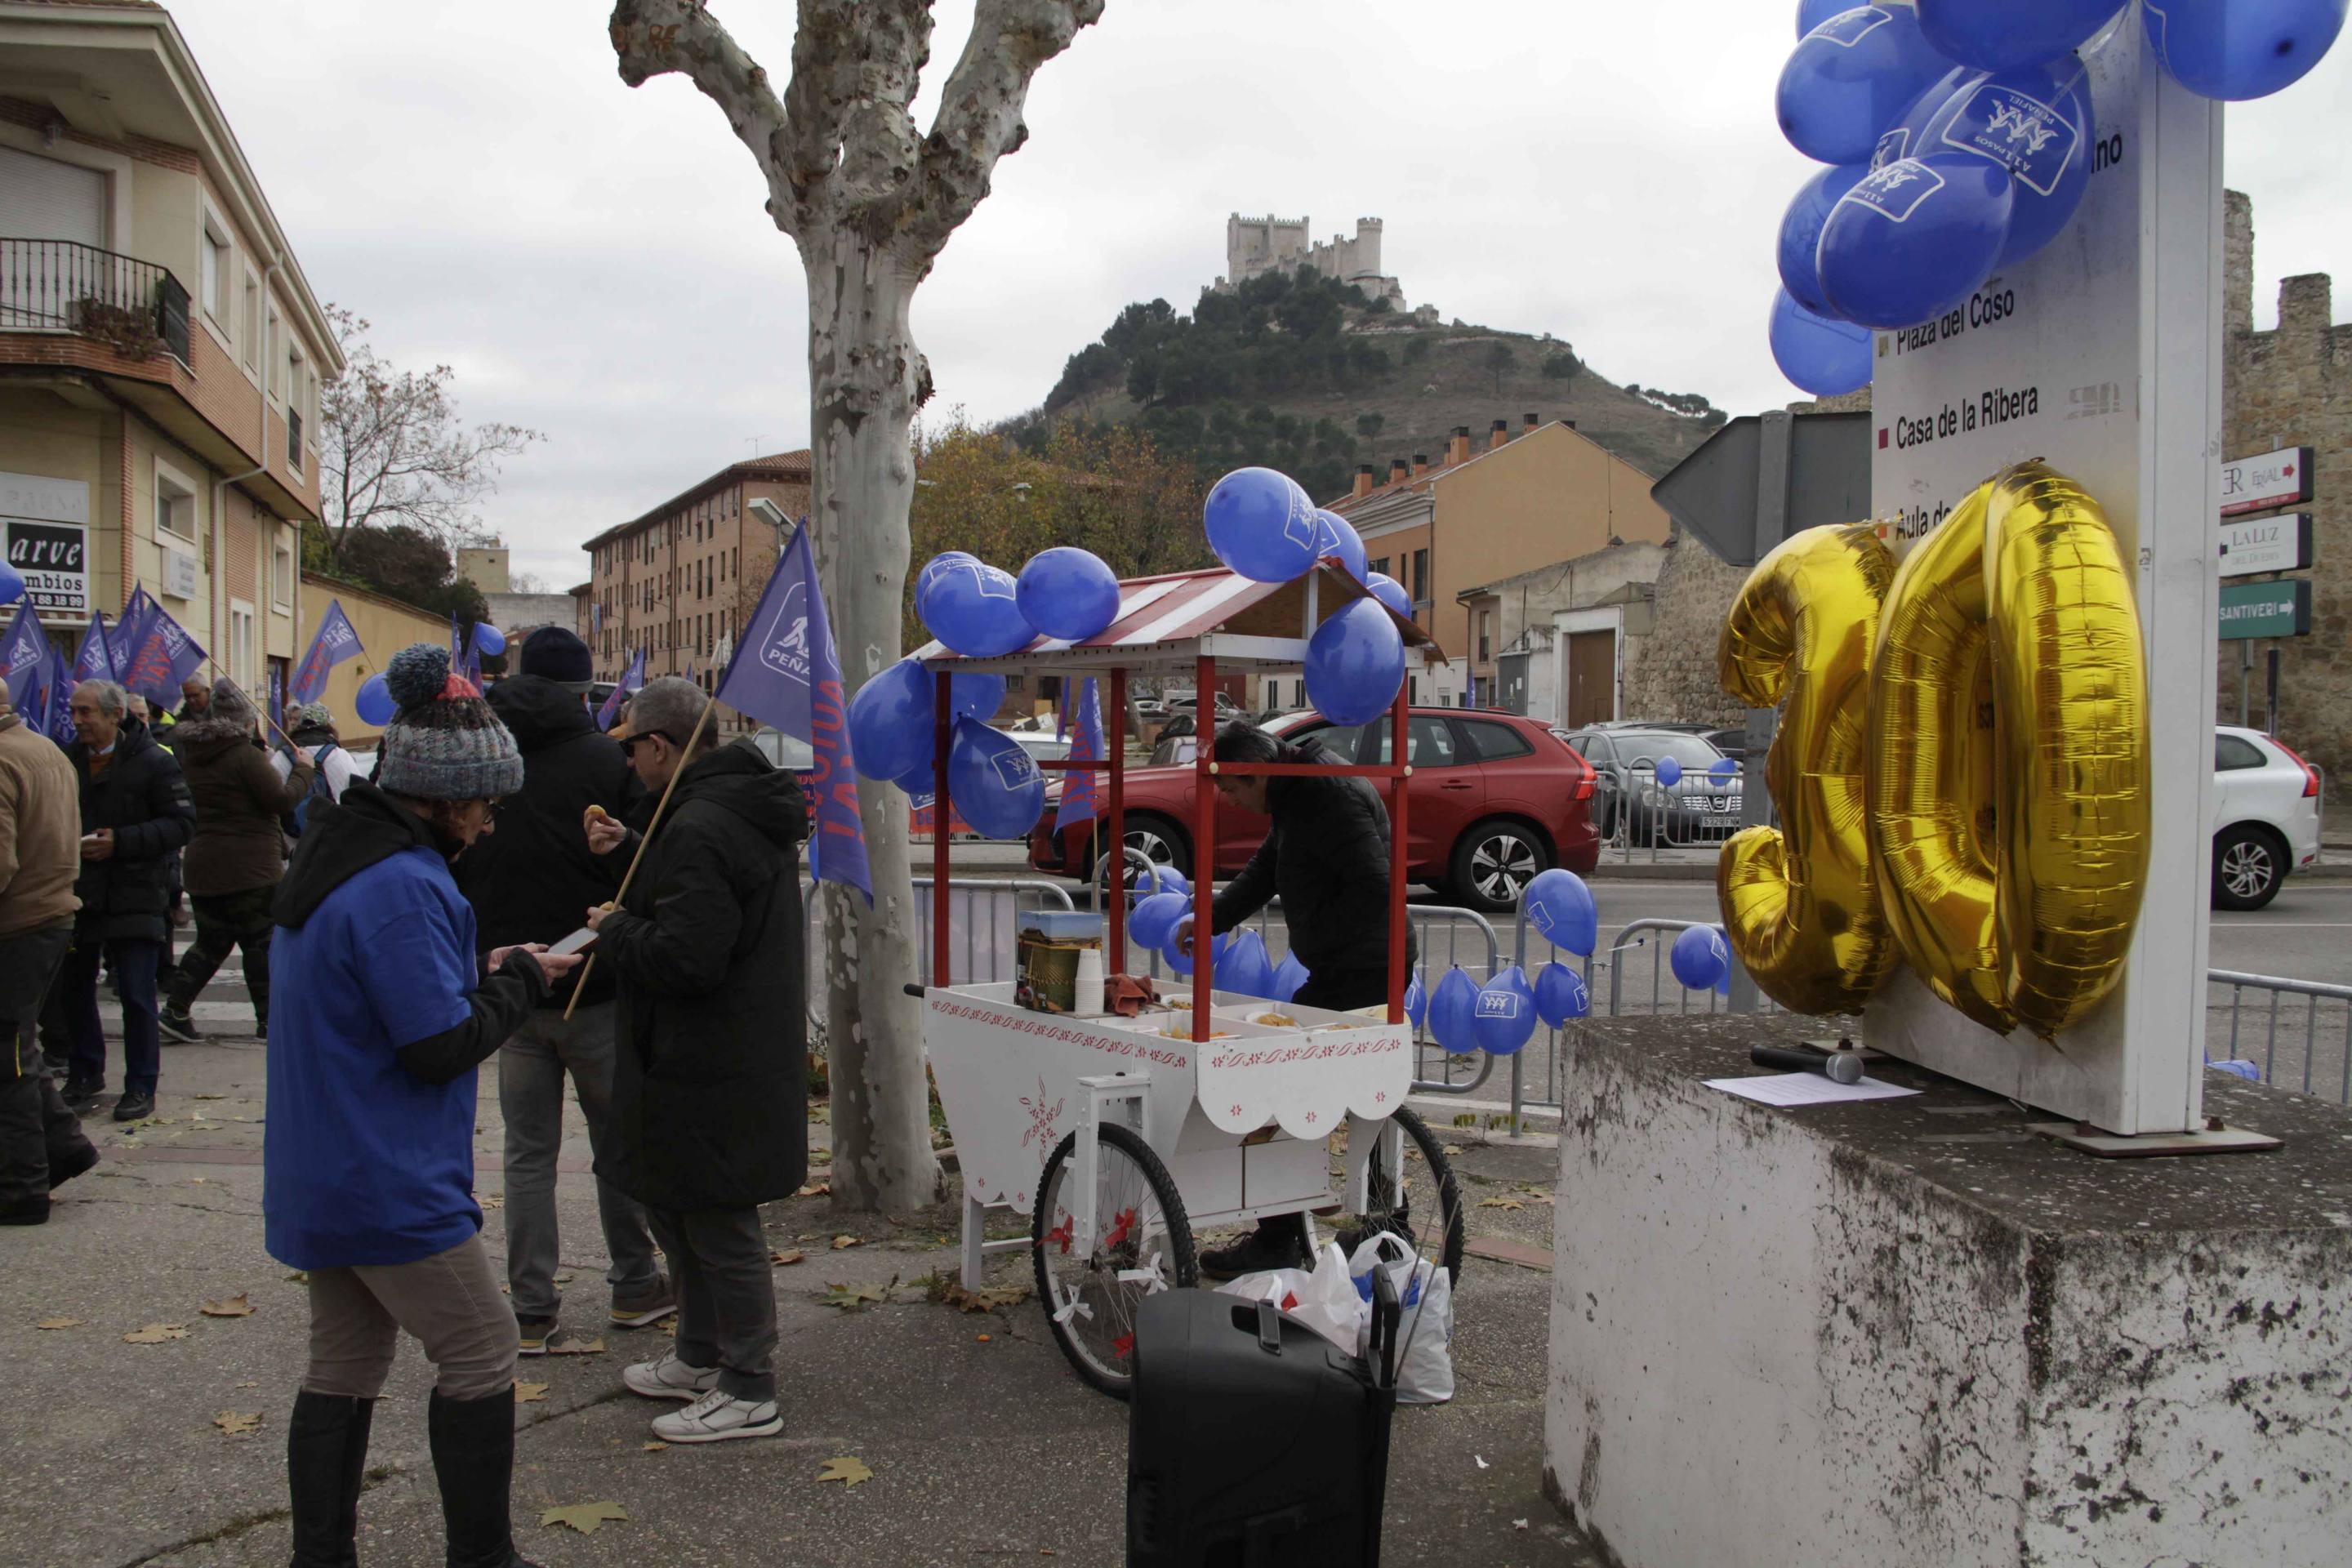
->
<box><xmin>914</xmin><ymin>563</ymin><xmax>1467</xmax><ymax>1396</ymax></box>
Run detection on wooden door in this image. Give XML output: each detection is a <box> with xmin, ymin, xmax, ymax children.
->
<box><xmin>1566</xmin><ymin>630</ymin><xmax>1616</xmax><ymax>728</ymax></box>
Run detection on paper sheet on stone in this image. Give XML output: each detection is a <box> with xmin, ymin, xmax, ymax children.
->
<box><xmin>1703</xmin><ymin>1073</ymin><xmax>1919</xmax><ymax>1107</ymax></box>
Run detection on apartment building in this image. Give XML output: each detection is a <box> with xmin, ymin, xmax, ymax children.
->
<box><xmin>580</xmin><ymin>449</ymin><xmax>813</xmax><ymax>693</ymax></box>
<box><xmin>0</xmin><ymin>0</ymin><xmax>341</xmax><ymax>698</ymax></box>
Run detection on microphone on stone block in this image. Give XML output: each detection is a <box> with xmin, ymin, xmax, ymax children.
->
<box><xmin>1749</xmin><ymin>1045</ymin><xmax>1864</xmax><ymax>1085</ymax></box>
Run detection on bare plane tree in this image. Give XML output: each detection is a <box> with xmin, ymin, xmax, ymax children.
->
<box><xmin>608</xmin><ymin>0</ymin><xmax>1104</xmax><ymax>1212</ymax></box>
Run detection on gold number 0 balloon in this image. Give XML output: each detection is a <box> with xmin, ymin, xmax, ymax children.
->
<box><xmin>1715</xmin><ymin>523</ymin><xmax>1899</xmax><ymax>1014</ymax></box>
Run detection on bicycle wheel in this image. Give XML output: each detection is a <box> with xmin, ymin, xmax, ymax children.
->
<box><xmin>1031</xmin><ymin>1122</ymin><xmax>1198</xmax><ymax>1398</ymax></box>
<box><xmin>1320</xmin><ymin>1104</ymin><xmax>1465</xmax><ymax>1288</ymax></box>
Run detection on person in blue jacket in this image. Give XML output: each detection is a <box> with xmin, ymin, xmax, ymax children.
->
<box><xmin>265</xmin><ymin>643</ymin><xmax>578</xmax><ymax>1568</ymax></box>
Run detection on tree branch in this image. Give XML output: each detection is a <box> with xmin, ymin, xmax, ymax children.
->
<box><xmin>609</xmin><ymin>0</ymin><xmax>800</xmax><ymax>231</ymax></box>
<box><xmin>911</xmin><ymin>0</ymin><xmax>1102</xmax><ymax>256</ymax></box>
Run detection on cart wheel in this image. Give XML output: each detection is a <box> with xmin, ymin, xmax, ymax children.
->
<box><xmin>1031</xmin><ymin>1123</ymin><xmax>1198</xmax><ymax>1399</ymax></box>
<box><xmin>1324</xmin><ymin>1105</ymin><xmax>1465</xmax><ymax>1289</ymax></box>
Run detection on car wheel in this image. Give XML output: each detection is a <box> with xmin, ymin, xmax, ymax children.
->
<box><xmin>2212</xmin><ymin>824</ymin><xmax>2286</xmax><ymax>911</ymax></box>
<box><xmin>1450</xmin><ymin>819</ymin><xmax>1551</xmax><ymax>913</ymax></box>
<box><xmin>1089</xmin><ymin>814</ymin><xmax>1192</xmax><ymax>891</ymax></box>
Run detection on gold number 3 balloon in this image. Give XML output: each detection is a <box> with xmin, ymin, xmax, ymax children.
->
<box><xmin>1716</xmin><ymin>461</ymin><xmax>2150</xmax><ymax>1039</ymax></box>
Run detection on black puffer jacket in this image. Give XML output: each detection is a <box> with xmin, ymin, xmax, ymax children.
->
<box><xmin>68</xmin><ymin>718</ymin><xmax>197</xmax><ymax>943</ymax></box>
<box><xmin>595</xmin><ymin>737</ymin><xmax>808</xmax><ymax>1211</ymax></box>
<box><xmin>452</xmin><ymin>675</ymin><xmax>639</xmax><ymax>1007</ymax></box>
<box><xmin>1209</xmin><ymin>735</ymin><xmax>1416</xmax><ymax>980</ymax></box>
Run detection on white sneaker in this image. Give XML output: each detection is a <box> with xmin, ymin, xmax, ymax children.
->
<box><xmin>651</xmin><ymin>1387</ymin><xmax>783</xmax><ymax>1443</ymax></box>
<box><xmin>622</xmin><ymin>1352</ymin><xmax>720</xmax><ymax>1401</ymax></box>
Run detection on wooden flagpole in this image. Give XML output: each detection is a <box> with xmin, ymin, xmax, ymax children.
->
<box><xmin>562</xmin><ymin>695</ymin><xmax>717</xmax><ymax>1020</ymax></box>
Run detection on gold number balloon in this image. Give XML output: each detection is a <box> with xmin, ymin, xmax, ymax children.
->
<box><xmin>1716</xmin><ymin>461</ymin><xmax>2149</xmax><ymax>1039</ymax></box>
<box><xmin>1716</xmin><ymin>523</ymin><xmax>1898</xmax><ymax>1015</ymax></box>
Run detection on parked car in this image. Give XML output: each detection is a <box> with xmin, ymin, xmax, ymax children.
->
<box><xmin>1029</xmin><ymin>706</ymin><xmax>1600</xmax><ymax>911</ymax></box>
<box><xmin>1560</xmin><ymin>726</ymin><xmax>1740</xmax><ymax>843</ymax></box>
<box><xmin>2212</xmin><ymin>726</ymin><xmax>2323</xmax><ymax>911</ymax></box>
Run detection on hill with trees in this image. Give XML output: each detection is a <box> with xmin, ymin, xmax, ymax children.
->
<box><xmin>1013</xmin><ymin>267</ymin><xmax>1727</xmax><ymax>504</ymax></box>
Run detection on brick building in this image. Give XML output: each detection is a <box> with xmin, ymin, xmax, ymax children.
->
<box><xmin>579</xmin><ymin>450</ymin><xmax>812</xmax><ymax>703</ymax></box>
<box><xmin>0</xmin><ymin>0</ymin><xmax>341</xmax><ymax>701</ymax></box>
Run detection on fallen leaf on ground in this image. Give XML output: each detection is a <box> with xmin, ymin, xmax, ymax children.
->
<box><xmin>123</xmin><ymin>1323</ymin><xmax>189</xmax><ymax>1343</ymax></box>
<box><xmin>817</xmin><ymin>1456</ymin><xmax>873</xmax><ymax>1488</ymax></box>
<box><xmin>1513</xmin><ymin>1519</ymin><xmax>1530</xmax><ymax>1530</ymax></box>
<box><xmin>546</xmin><ymin>1335</ymin><xmax>605</xmax><ymax>1356</ymax></box>
<box><xmin>194</xmin><ymin>1093</ymin><xmax>226</xmax><ymax>1101</ymax></box>
<box><xmin>660</xmin><ymin>1318</ymin><xmax>677</xmax><ymax>1337</ymax></box>
<box><xmin>539</xmin><ymin>1500</ymin><xmax>628</xmax><ymax>1535</ymax></box>
<box><xmin>514</xmin><ymin>1381</ymin><xmax>550</xmax><ymax>1403</ymax></box>
<box><xmin>830</xmin><ymin>1235</ymin><xmax>860</xmax><ymax>1250</ymax></box>
<box><xmin>941</xmin><ymin>1283</ymin><xmax>1030</xmax><ymax>1313</ymax></box>
<box><xmin>125</xmin><ymin>1115</ymin><xmax>176</xmax><ymax>1129</ymax></box>
<box><xmin>213</xmin><ymin>1410</ymin><xmax>261</xmax><ymax>1436</ymax></box>
<box><xmin>975</xmin><ymin>1333</ymin><xmax>991</xmax><ymax>1343</ymax></box>
<box><xmin>770</xmin><ymin>1248</ymin><xmax>805</xmax><ymax>1267</ymax></box>
<box><xmin>284</xmin><ymin>1271</ymin><xmax>309</xmax><ymax>1284</ymax></box>
<box><xmin>1474</xmin><ymin>1454</ymin><xmax>1490</xmax><ymax>1469</ymax></box>
<box><xmin>1477</xmin><ymin>1196</ymin><xmax>1524</xmax><ymax>1211</ymax></box>
<box><xmin>201</xmin><ymin>1294</ymin><xmax>254</xmax><ymax>1317</ymax></box>
<box><xmin>36</xmin><ymin>1316</ymin><xmax>81</xmax><ymax>1330</ymax></box>
<box><xmin>822</xmin><ymin>1281</ymin><xmax>891</xmax><ymax>1312</ymax></box>
<box><xmin>641</xmin><ymin>1441</ymin><xmax>668</xmax><ymax>1453</ymax></box>
<box><xmin>795</xmin><ymin>1182</ymin><xmax>831</xmax><ymax>1197</ymax></box>
<box><xmin>552</xmin><ymin>1270</ymin><xmax>576</xmax><ymax>1286</ymax></box>
<box><xmin>235</xmin><ymin>1380</ymin><xmax>259</xmax><ymax>1388</ymax></box>
<box><xmin>1442</xmin><ymin>1145</ymin><xmax>1464</xmax><ymax>1156</ymax></box>
<box><xmin>479</xmin><ymin>1194</ymin><xmax>503</xmax><ymax>1209</ymax></box>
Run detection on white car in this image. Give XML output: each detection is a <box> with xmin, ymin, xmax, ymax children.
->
<box><xmin>2212</xmin><ymin>725</ymin><xmax>2323</xmax><ymax>911</ymax></box>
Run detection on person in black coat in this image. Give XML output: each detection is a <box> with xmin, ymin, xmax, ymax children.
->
<box><xmin>60</xmin><ymin>679</ymin><xmax>197</xmax><ymax>1121</ymax></box>
<box><xmin>582</xmin><ymin>678</ymin><xmax>806</xmax><ymax>1446</ymax></box>
<box><xmin>1174</xmin><ymin>719</ymin><xmax>1417</xmax><ymax>1276</ymax></box>
<box><xmin>452</xmin><ymin>629</ymin><xmax>667</xmax><ymax>1353</ymax></box>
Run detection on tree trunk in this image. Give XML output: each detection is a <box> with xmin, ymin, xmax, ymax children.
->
<box><xmin>805</xmin><ymin>221</ymin><xmax>941</xmax><ymax>1213</ymax></box>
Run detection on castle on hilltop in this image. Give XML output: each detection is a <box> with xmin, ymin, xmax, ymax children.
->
<box><xmin>1220</xmin><ymin>213</ymin><xmax>1409</xmax><ymax>310</ymax></box>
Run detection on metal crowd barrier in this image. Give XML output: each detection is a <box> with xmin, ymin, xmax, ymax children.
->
<box><xmin>802</xmin><ymin>875</ymin><xmax>1076</xmax><ymax>1027</ymax></box>
<box><xmin>1595</xmin><ymin>760</ymin><xmax>1753</xmax><ymax>864</ymax></box>
<box><xmin>2207</xmin><ymin>969</ymin><xmax>2352</xmax><ymax>1105</ymax></box>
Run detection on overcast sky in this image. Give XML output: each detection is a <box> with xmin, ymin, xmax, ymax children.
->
<box><xmin>173</xmin><ymin>1</ymin><xmax>2350</xmax><ymax>590</ymax></box>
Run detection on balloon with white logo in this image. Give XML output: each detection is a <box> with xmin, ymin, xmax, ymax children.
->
<box><xmin>1777</xmin><ymin>163</ymin><xmax>1873</xmax><ymax>315</ymax></box>
<box><xmin>1204</xmin><ymin>467</ymin><xmax>1320</xmax><ymax>583</ymax></box>
<box><xmin>1669</xmin><ymin>924</ymin><xmax>1731</xmax><ymax>991</ymax></box>
<box><xmin>1534</xmin><ymin>961</ymin><xmax>1591</xmax><ymax>1029</ymax></box>
<box><xmin>1312</xmin><ymin>510</ymin><xmax>1370</xmax><ymax>583</ymax></box>
<box><xmin>1471</xmin><ymin>964</ymin><xmax>1539</xmax><ymax>1056</ymax></box>
<box><xmin>1305</xmin><ymin>598</ymin><xmax>1406</xmax><ymax>726</ymax></box>
<box><xmin>921</xmin><ymin>559</ymin><xmax>1035</xmax><ymax>659</ymax></box>
<box><xmin>1771</xmin><ymin>287</ymin><xmax>1874</xmax><ymax>397</ymax></box>
<box><xmin>1404</xmin><ymin>968</ymin><xmax>1428</xmax><ymax>1031</ymax></box>
<box><xmin>1796</xmin><ymin>0</ymin><xmax>1851</xmax><ymax>35</ymax></box>
<box><xmin>1916</xmin><ymin>0</ymin><xmax>2118</xmax><ymax>70</ymax></box>
<box><xmin>1817</xmin><ymin>154</ymin><xmax>2015</xmax><ymax>330</ymax></box>
<box><xmin>1778</xmin><ymin>5</ymin><xmax>1955</xmax><ymax>164</ymax></box>
<box><xmin>1015</xmin><ymin>547</ymin><xmax>1122</xmax><ymax>643</ymax></box>
<box><xmin>945</xmin><ymin>716</ymin><xmax>1046</xmax><ymax>838</ymax></box>
<box><xmin>1522</xmin><ymin>866</ymin><xmax>1599</xmax><ymax>956</ymax></box>
<box><xmin>1908</xmin><ymin>59</ymin><xmax>2092</xmax><ymax>266</ymax></box>
<box><xmin>1365</xmin><ymin>572</ymin><xmax>1411</xmax><ymax>618</ymax></box>
<box><xmin>2144</xmin><ymin>0</ymin><xmax>2349</xmax><ymax>100</ymax></box>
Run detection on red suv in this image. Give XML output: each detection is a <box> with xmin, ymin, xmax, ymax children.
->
<box><xmin>1029</xmin><ymin>708</ymin><xmax>1600</xmax><ymax>911</ymax></box>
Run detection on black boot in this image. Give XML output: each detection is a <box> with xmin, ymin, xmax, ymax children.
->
<box><xmin>428</xmin><ymin>1387</ymin><xmax>541</xmax><ymax>1568</ymax></box>
<box><xmin>287</xmin><ymin>1390</ymin><xmax>372</xmax><ymax>1567</ymax></box>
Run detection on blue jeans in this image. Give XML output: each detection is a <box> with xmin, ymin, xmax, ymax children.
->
<box><xmin>65</xmin><ymin>938</ymin><xmax>161</xmax><ymax>1098</ymax></box>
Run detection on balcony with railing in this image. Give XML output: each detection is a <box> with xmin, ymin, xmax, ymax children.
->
<box><xmin>0</xmin><ymin>237</ymin><xmax>192</xmax><ymax>367</ymax></box>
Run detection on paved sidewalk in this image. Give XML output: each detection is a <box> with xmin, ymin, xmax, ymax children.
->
<box><xmin>14</xmin><ymin>960</ymin><xmax>1593</xmax><ymax>1568</ymax></box>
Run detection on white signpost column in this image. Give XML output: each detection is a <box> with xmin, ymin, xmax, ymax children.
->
<box><xmin>1862</xmin><ymin>24</ymin><xmax>2223</xmax><ymax>1136</ymax></box>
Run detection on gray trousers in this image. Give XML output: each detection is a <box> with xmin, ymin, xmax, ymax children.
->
<box><xmin>645</xmin><ymin>1205</ymin><xmax>776</xmax><ymax>1403</ymax></box>
<box><xmin>303</xmin><ymin>1232</ymin><xmax>518</xmax><ymax>1401</ymax></box>
<box><xmin>497</xmin><ymin>1002</ymin><xmax>659</xmax><ymax>1318</ymax></box>
<box><xmin>1</xmin><ymin>924</ymin><xmax>90</xmax><ymax>1208</ymax></box>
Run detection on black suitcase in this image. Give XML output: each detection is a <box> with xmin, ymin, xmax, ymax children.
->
<box><xmin>1126</xmin><ymin>1268</ymin><xmax>1401</xmax><ymax>1566</ymax></box>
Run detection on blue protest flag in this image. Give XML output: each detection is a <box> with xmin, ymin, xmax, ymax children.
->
<box><xmin>118</xmin><ymin>597</ymin><xmax>207</xmax><ymax>705</ymax></box>
<box><xmin>115</xmin><ymin>587</ymin><xmax>155</xmax><ymax>679</ymax></box>
<box><xmin>292</xmin><ymin>599</ymin><xmax>363</xmax><ymax>705</ymax></box>
<box><xmin>2</xmin><ymin>597</ymin><xmax>50</xmax><ymax>710</ymax></box>
<box><xmin>715</xmin><ymin>521</ymin><xmax>871</xmax><ymax>903</ymax></box>
<box><xmin>42</xmin><ymin>643</ymin><xmax>75</xmax><ymax>743</ymax></box>
<box><xmin>597</xmin><ymin>648</ymin><xmax>645</xmax><ymax>731</ymax></box>
<box><xmin>73</xmin><ymin>612</ymin><xmax>113</xmax><ymax>686</ymax></box>
<box><xmin>1053</xmin><ymin>677</ymin><xmax>1104</xmax><ymax>835</ymax></box>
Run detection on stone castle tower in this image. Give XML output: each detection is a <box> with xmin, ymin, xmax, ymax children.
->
<box><xmin>1221</xmin><ymin>213</ymin><xmax>1407</xmax><ymax>309</ymax></box>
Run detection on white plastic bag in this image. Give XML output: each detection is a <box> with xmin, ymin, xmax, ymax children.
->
<box><xmin>1348</xmin><ymin>1231</ymin><xmax>1455</xmax><ymax>1405</ymax></box>
<box><xmin>1215</xmin><ymin>1241</ymin><xmax>1365</xmax><ymax>1356</ymax></box>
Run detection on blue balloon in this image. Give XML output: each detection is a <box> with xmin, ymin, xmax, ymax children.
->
<box><xmin>1305</xmin><ymin>598</ymin><xmax>1406</xmax><ymax>726</ymax></box>
<box><xmin>1670</xmin><ymin>924</ymin><xmax>1731</xmax><ymax>991</ymax></box>
<box><xmin>354</xmin><ymin>673</ymin><xmax>395</xmax><ymax>726</ymax></box>
<box><xmin>1015</xmin><ymin>547</ymin><xmax>1122</xmax><ymax>642</ymax></box>
<box><xmin>1770</xmin><ymin>287</ymin><xmax>1874</xmax><ymax>398</ymax></box>
<box><xmin>1778</xmin><ymin>4</ymin><xmax>1955</xmax><ymax>164</ymax></box>
<box><xmin>0</xmin><ymin>559</ymin><xmax>21</xmax><ymax>607</ymax></box>
<box><xmin>1778</xmin><ymin>163</ymin><xmax>1871</xmax><ymax>314</ymax></box>
<box><xmin>1129</xmin><ymin>862</ymin><xmax>1190</xmax><ymax>901</ymax></box>
<box><xmin>1655</xmin><ymin>755</ymin><xmax>1683</xmax><ymax>789</ymax></box>
<box><xmin>471</xmin><ymin>621</ymin><xmax>506</xmax><ymax>657</ymax></box>
<box><xmin>947</xmin><ymin>670</ymin><xmax>1005</xmax><ymax>723</ymax></box>
<box><xmin>1162</xmin><ymin>929</ymin><xmax>1226</xmax><ymax>978</ymax></box>
<box><xmin>890</xmin><ymin>761</ymin><xmax>937</xmax><ymax>797</ymax></box>
<box><xmin>1709</xmin><ymin>757</ymin><xmax>1740</xmax><ymax>786</ymax></box>
<box><xmin>848</xmin><ymin>657</ymin><xmax>937</xmax><ymax>782</ymax></box>
<box><xmin>2146</xmin><ymin>0</ymin><xmax>2347</xmax><ymax>100</ymax></box>
<box><xmin>1216</xmin><ymin>929</ymin><xmax>1276</xmax><ymax>998</ymax></box>
<box><xmin>1312</xmin><ymin>510</ymin><xmax>1370</xmax><ymax>583</ymax></box>
<box><xmin>1918</xmin><ymin>0</ymin><xmax>2118</xmax><ymax>71</ymax></box>
<box><xmin>1869</xmin><ymin>65</ymin><xmax>1973</xmax><ymax>170</ymax></box>
<box><xmin>1204</xmin><ymin>467</ymin><xmax>1319</xmax><ymax>583</ymax></box>
<box><xmin>1913</xmin><ymin>61</ymin><xmax>2092</xmax><ymax>266</ymax></box>
<box><xmin>1472</xmin><ymin>964</ymin><xmax>1539</xmax><ymax>1057</ymax></box>
<box><xmin>1428</xmin><ymin>967</ymin><xmax>1480</xmax><ymax>1053</ymax></box>
<box><xmin>921</xmin><ymin>559</ymin><xmax>1034</xmax><ymax>658</ymax></box>
<box><xmin>1534</xmin><ymin>962</ymin><xmax>1591</xmax><ymax>1029</ymax></box>
<box><xmin>1404</xmin><ymin>969</ymin><xmax>1428</xmax><ymax>1031</ymax></box>
<box><xmin>1272</xmin><ymin>952</ymin><xmax>1310</xmax><ymax>1004</ymax></box>
<box><xmin>1129</xmin><ymin>891</ymin><xmax>1188</xmax><ymax>951</ymax></box>
<box><xmin>1797</xmin><ymin>0</ymin><xmax>1850</xmax><ymax>35</ymax></box>
<box><xmin>1818</xmin><ymin>155</ymin><xmax>2015</xmax><ymax>330</ymax></box>
<box><xmin>1522</xmin><ymin>867</ymin><xmax>1599</xmax><ymax>957</ymax></box>
<box><xmin>915</xmin><ymin>551</ymin><xmax>978</xmax><ymax>604</ymax></box>
<box><xmin>946</xmin><ymin>716</ymin><xmax>1045</xmax><ymax>839</ymax></box>
<box><xmin>1364</xmin><ymin>572</ymin><xmax>1410</xmax><ymax>618</ymax></box>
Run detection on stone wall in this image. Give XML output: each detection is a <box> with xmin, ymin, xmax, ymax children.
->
<box><xmin>1617</xmin><ymin>524</ymin><xmax>1748</xmax><ymax>724</ymax></box>
<box><xmin>2218</xmin><ymin>193</ymin><xmax>2350</xmax><ymax>780</ymax></box>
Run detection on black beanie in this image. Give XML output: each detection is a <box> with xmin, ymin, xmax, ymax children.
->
<box><xmin>519</xmin><ymin>626</ymin><xmax>593</xmax><ymax>686</ymax></box>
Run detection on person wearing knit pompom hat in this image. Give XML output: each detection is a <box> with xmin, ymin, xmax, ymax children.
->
<box><xmin>264</xmin><ymin>643</ymin><xmax>576</xmax><ymax>1568</ymax></box>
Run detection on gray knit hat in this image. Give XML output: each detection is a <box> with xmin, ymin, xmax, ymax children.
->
<box><xmin>292</xmin><ymin>700</ymin><xmax>334</xmax><ymax>732</ymax></box>
<box><xmin>377</xmin><ymin>644</ymin><xmax>523</xmax><ymax>800</ymax></box>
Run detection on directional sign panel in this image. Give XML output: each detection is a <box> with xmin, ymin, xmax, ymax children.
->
<box><xmin>2217</xmin><ymin>513</ymin><xmax>2313</xmax><ymax>579</ymax></box>
<box><xmin>2219</xmin><ymin>445</ymin><xmax>2313</xmax><ymax>516</ymax></box>
<box><xmin>1649</xmin><ymin>411</ymin><xmax>1872</xmax><ymax>568</ymax></box>
<box><xmin>2218</xmin><ymin>578</ymin><xmax>2311</xmax><ymax>639</ymax></box>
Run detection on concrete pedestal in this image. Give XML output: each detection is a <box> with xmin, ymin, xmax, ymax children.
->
<box><xmin>1543</xmin><ymin>1015</ymin><xmax>2352</xmax><ymax>1568</ymax></box>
